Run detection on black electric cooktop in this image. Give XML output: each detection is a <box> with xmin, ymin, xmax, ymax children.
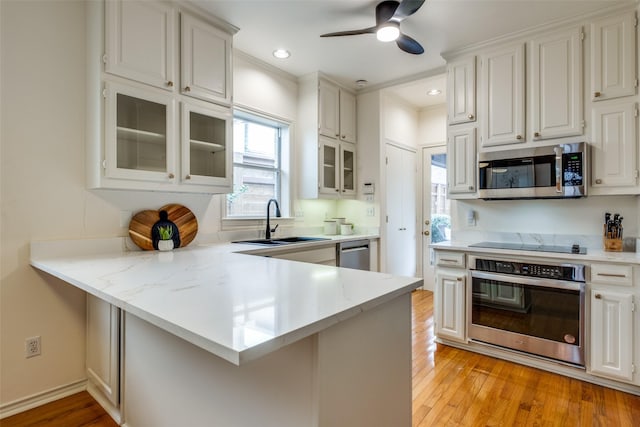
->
<box><xmin>468</xmin><ymin>241</ymin><xmax>587</xmax><ymax>255</ymax></box>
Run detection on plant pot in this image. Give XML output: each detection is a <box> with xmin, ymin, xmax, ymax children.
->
<box><xmin>158</xmin><ymin>239</ymin><xmax>174</xmax><ymax>251</ymax></box>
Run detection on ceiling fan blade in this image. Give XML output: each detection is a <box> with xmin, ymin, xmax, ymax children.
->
<box><xmin>376</xmin><ymin>1</ymin><xmax>400</xmax><ymax>26</ymax></box>
<box><xmin>392</xmin><ymin>0</ymin><xmax>425</xmax><ymax>21</ymax></box>
<box><xmin>320</xmin><ymin>27</ymin><xmax>377</xmax><ymax>37</ymax></box>
<box><xmin>396</xmin><ymin>33</ymin><xmax>424</xmax><ymax>54</ymax></box>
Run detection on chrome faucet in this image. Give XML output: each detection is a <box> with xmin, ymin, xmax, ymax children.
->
<box><xmin>265</xmin><ymin>198</ymin><xmax>281</xmax><ymax>240</ymax></box>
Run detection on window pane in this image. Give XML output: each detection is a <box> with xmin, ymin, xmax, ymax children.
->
<box><xmin>227</xmin><ymin>114</ymin><xmax>284</xmax><ymax>218</ymax></box>
<box><xmin>228</xmin><ymin>166</ymin><xmax>278</xmax><ymax>217</ymax></box>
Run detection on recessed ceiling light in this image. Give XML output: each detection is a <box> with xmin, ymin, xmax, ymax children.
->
<box><xmin>427</xmin><ymin>89</ymin><xmax>442</xmax><ymax>96</ymax></box>
<box><xmin>272</xmin><ymin>49</ymin><xmax>290</xmax><ymax>59</ymax></box>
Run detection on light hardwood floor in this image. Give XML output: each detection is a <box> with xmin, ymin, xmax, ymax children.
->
<box><xmin>3</xmin><ymin>290</ymin><xmax>639</xmax><ymax>426</ymax></box>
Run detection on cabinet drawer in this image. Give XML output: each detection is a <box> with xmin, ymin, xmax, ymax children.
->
<box><xmin>590</xmin><ymin>263</ymin><xmax>633</xmax><ymax>287</ymax></box>
<box><xmin>435</xmin><ymin>251</ymin><xmax>466</xmax><ymax>268</ymax></box>
<box><xmin>272</xmin><ymin>246</ymin><xmax>336</xmax><ymax>265</ymax></box>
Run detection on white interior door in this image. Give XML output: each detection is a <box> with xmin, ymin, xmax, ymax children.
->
<box><xmin>385</xmin><ymin>144</ymin><xmax>416</xmax><ymax>277</ymax></box>
<box><xmin>421</xmin><ymin>145</ymin><xmax>449</xmax><ymax>291</ymax></box>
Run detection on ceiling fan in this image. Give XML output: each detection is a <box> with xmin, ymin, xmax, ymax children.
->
<box><xmin>320</xmin><ymin>0</ymin><xmax>425</xmax><ymax>55</ymax></box>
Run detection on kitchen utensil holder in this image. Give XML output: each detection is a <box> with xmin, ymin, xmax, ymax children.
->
<box><xmin>603</xmin><ymin>237</ymin><xmax>623</xmax><ymax>252</ymax></box>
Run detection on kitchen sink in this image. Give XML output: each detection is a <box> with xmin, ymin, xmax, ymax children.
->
<box><xmin>232</xmin><ymin>236</ymin><xmax>331</xmax><ymax>246</ymax></box>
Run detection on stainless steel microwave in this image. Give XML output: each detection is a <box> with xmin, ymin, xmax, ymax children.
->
<box><xmin>478</xmin><ymin>142</ymin><xmax>587</xmax><ymax>200</ymax></box>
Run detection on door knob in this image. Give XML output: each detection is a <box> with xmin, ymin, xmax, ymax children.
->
<box><xmin>424</xmin><ymin>220</ymin><xmax>430</xmax><ymax>225</ymax></box>
<box><xmin>423</xmin><ymin>230</ymin><xmax>430</xmax><ymax>236</ymax></box>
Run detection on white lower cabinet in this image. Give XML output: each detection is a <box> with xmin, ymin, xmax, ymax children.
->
<box><xmin>589</xmin><ymin>288</ymin><xmax>635</xmax><ymax>383</ymax></box>
<box><xmin>435</xmin><ymin>268</ymin><xmax>466</xmax><ymax>342</ymax></box>
<box><xmin>86</xmin><ymin>295</ymin><xmax>121</xmax><ymax>421</ymax></box>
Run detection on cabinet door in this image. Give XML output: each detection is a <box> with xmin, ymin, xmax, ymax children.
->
<box><xmin>339</xmin><ymin>90</ymin><xmax>357</xmax><ymax>143</ymax></box>
<box><xmin>105</xmin><ymin>0</ymin><xmax>175</xmax><ymax>91</ymax></box>
<box><xmin>531</xmin><ymin>27</ymin><xmax>583</xmax><ymax>141</ymax></box>
<box><xmin>319</xmin><ymin>80</ymin><xmax>340</xmax><ymax>140</ymax></box>
<box><xmin>340</xmin><ymin>142</ymin><xmax>356</xmax><ymax>196</ymax></box>
<box><xmin>591</xmin><ymin>100</ymin><xmax>638</xmax><ymax>189</ymax></box>
<box><xmin>435</xmin><ymin>270</ymin><xmax>466</xmax><ymax>341</ymax></box>
<box><xmin>180</xmin><ymin>102</ymin><xmax>232</xmax><ymax>189</ymax></box>
<box><xmin>591</xmin><ymin>13</ymin><xmax>637</xmax><ymax>101</ymax></box>
<box><xmin>181</xmin><ymin>13</ymin><xmax>232</xmax><ymax>105</ymax></box>
<box><xmin>448</xmin><ymin>57</ymin><xmax>476</xmax><ymax>125</ymax></box>
<box><xmin>319</xmin><ymin>137</ymin><xmax>340</xmax><ymax>194</ymax></box>
<box><xmin>447</xmin><ymin>126</ymin><xmax>477</xmax><ymax>196</ymax></box>
<box><xmin>87</xmin><ymin>295</ymin><xmax>120</xmax><ymax>406</ymax></box>
<box><xmin>480</xmin><ymin>44</ymin><xmax>525</xmax><ymax>146</ymax></box>
<box><xmin>104</xmin><ymin>82</ymin><xmax>176</xmax><ymax>183</ymax></box>
<box><xmin>589</xmin><ymin>289</ymin><xmax>634</xmax><ymax>382</ymax></box>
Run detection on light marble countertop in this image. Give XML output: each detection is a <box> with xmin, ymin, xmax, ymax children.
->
<box><xmin>432</xmin><ymin>240</ymin><xmax>640</xmax><ymax>264</ymax></box>
<box><xmin>31</xmin><ymin>235</ymin><xmax>421</xmax><ymax>365</ymax></box>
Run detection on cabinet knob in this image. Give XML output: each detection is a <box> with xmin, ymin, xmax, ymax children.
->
<box><xmin>456</xmin><ymin>277</ymin><xmax>462</xmax><ymax>282</ymax></box>
<box><xmin>423</xmin><ymin>230</ymin><xmax>430</xmax><ymax>236</ymax></box>
<box><xmin>184</xmin><ymin>86</ymin><xmax>191</xmax><ymax>92</ymax></box>
<box><xmin>168</xmin><ymin>173</ymin><xmax>175</xmax><ymax>179</ymax></box>
<box><xmin>468</xmin><ymin>114</ymin><xmax>474</xmax><ymax>120</ymax></box>
<box><xmin>534</xmin><ymin>132</ymin><xmax>541</xmax><ymax>138</ymax></box>
<box><xmin>595</xmin><ymin>294</ymin><xmax>602</xmax><ymax>299</ymax></box>
<box><xmin>468</xmin><ymin>186</ymin><xmax>474</xmax><ymax>190</ymax></box>
<box><xmin>185</xmin><ymin>175</ymin><xmax>191</xmax><ymax>180</ymax></box>
<box><xmin>595</xmin><ymin>178</ymin><xmax>603</xmax><ymax>184</ymax></box>
<box><xmin>594</xmin><ymin>91</ymin><xmax>601</xmax><ymax>98</ymax></box>
<box><xmin>335</xmin><ymin>189</ymin><xmax>340</xmax><ymax>192</ymax></box>
<box><xmin>516</xmin><ymin>135</ymin><xmax>523</xmax><ymax>140</ymax></box>
<box><xmin>335</xmin><ymin>134</ymin><xmax>340</xmax><ymax>137</ymax></box>
<box><xmin>167</xmin><ymin>81</ymin><xmax>174</xmax><ymax>87</ymax></box>
<box><xmin>342</xmin><ymin>189</ymin><xmax>346</xmax><ymax>192</ymax></box>
<box><xmin>341</xmin><ymin>135</ymin><xmax>346</xmax><ymax>139</ymax></box>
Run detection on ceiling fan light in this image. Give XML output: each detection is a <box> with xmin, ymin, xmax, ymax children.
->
<box><xmin>376</xmin><ymin>23</ymin><xmax>400</xmax><ymax>42</ymax></box>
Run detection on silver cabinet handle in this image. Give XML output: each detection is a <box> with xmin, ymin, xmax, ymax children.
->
<box><xmin>596</xmin><ymin>273</ymin><xmax>627</xmax><ymax>278</ymax></box>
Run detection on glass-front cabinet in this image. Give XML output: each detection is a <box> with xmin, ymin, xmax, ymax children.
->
<box><xmin>105</xmin><ymin>82</ymin><xmax>176</xmax><ymax>182</ymax></box>
<box><xmin>319</xmin><ymin>137</ymin><xmax>339</xmax><ymax>194</ymax></box>
<box><xmin>341</xmin><ymin>142</ymin><xmax>356</xmax><ymax>195</ymax></box>
<box><xmin>181</xmin><ymin>102</ymin><xmax>232</xmax><ymax>188</ymax></box>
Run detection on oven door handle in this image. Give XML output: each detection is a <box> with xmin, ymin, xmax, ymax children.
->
<box><xmin>471</xmin><ymin>271</ymin><xmax>583</xmax><ymax>291</ymax></box>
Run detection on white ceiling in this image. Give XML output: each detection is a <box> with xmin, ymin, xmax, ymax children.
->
<box><xmin>189</xmin><ymin>0</ymin><xmax>631</xmax><ymax>108</ymax></box>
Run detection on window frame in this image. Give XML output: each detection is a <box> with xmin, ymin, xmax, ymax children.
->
<box><xmin>222</xmin><ymin>108</ymin><xmax>293</xmax><ymax>228</ymax></box>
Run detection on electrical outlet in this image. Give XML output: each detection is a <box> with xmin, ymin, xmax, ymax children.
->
<box><xmin>295</xmin><ymin>210</ymin><xmax>304</xmax><ymax>218</ymax></box>
<box><xmin>25</xmin><ymin>336</ymin><xmax>41</xmax><ymax>358</ymax></box>
<box><xmin>366</xmin><ymin>207</ymin><xmax>375</xmax><ymax>217</ymax></box>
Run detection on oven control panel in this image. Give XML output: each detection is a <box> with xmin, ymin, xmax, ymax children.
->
<box><xmin>474</xmin><ymin>258</ymin><xmax>585</xmax><ymax>282</ymax></box>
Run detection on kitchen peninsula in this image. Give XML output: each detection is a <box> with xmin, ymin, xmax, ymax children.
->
<box><xmin>30</xmin><ymin>238</ymin><xmax>421</xmax><ymax>427</ymax></box>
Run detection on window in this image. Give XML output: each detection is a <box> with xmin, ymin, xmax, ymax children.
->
<box><xmin>226</xmin><ymin>111</ymin><xmax>290</xmax><ymax>218</ymax></box>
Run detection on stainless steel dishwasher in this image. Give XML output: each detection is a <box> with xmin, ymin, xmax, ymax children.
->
<box><xmin>337</xmin><ymin>239</ymin><xmax>370</xmax><ymax>270</ymax></box>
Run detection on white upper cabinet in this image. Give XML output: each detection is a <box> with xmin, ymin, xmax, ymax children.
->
<box><xmin>105</xmin><ymin>1</ymin><xmax>176</xmax><ymax>91</ymax></box>
<box><xmin>88</xmin><ymin>0</ymin><xmax>237</xmax><ymax>193</ymax></box>
<box><xmin>180</xmin><ymin>101</ymin><xmax>232</xmax><ymax>187</ymax></box>
<box><xmin>447</xmin><ymin>126</ymin><xmax>477</xmax><ymax>197</ymax></box>
<box><xmin>339</xmin><ymin>90</ymin><xmax>357</xmax><ymax>143</ymax></box>
<box><xmin>530</xmin><ymin>27</ymin><xmax>583</xmax><ymax>141</ymax></box>
<box><xmin>181</xmin><ymin>13</ymin><xmax>232</xmax><ymax>105</ymax></box>
<box><xmin>319</xmin><ymin>79</ymin><xmax>357</xmax><ymax>144</ymax></box>
<box><xmin>591</xmin><ymin>99</ymin><xmax>638</xmax><ymax>191</ymax></box>
<box><xmin>104</xmin><ymin>81</ymin><xmax>177</xmax><ymax>183</ymax></box>
<box><xmin>479</xmin><ymin>43</ymin><xmax>525</xmax><ymax>147</ymax></box>
<box><xmin>447</xmin><ymin>57</ymin><xmax>476</xmax><ymax>125</ymax></box>
<box><xmin>319</xmin><ymin>80</ymin><xmax>340</xmax><ymax>140</ymax></box>
<box><xmin>591</xmin><ymin>12</ymin><xmax>638</xmax><ymax>102</ymax></box>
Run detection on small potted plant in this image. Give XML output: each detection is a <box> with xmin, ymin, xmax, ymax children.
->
<box><xmin>157</xmin><ymin>225</ymin><xmax>174</xmax><ymax>251</ymax></box>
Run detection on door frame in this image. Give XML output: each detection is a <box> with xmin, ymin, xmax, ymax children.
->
<box><xmin>418</xmin><ymin>143</ymin><xmax>446</xmax><ymax>291</ymax></box>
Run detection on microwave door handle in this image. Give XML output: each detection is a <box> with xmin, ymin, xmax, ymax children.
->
<box><xmin>554</xmin><ymin>146</ymin><xmax>563</xmax><ymax>193</ymax></box>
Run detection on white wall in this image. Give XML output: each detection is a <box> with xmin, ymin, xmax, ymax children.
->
<box><xmin>381</xmin><ymin>92</ymin><xmax>418</xmax><ymax>148</ymax></box>
<box><xmin>418</xmin><ymin>105</ymin><xmax>447</xmax><ymax>145</ymax></box>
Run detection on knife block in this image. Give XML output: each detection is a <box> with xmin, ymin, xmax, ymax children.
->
<box><xmin>603</xmin><ymin>237</ymin><xmax>623</xmax><ymax>252</ymax></box>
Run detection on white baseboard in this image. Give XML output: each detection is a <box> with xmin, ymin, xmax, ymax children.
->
<box><xmin>87</xmin><ymin>382</ymin><xmax>121</xmax><ymax>424</ymax></box>
<box><xmin>0</xmin><ymin>379</ymin><xmax>87</xmax><ymax>419</ymax></box>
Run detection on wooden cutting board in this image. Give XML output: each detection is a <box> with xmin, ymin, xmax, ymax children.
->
<box><xmin>128</xmin><ymin>204</ymin><xmax>198</xmax><ymax>250</ymax></box>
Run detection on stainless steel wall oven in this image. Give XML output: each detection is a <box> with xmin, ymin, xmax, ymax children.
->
<box><xmin>468</xmin><ymin>255</ymin><xmax>586</xmax><ymax>366</ymax></box>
